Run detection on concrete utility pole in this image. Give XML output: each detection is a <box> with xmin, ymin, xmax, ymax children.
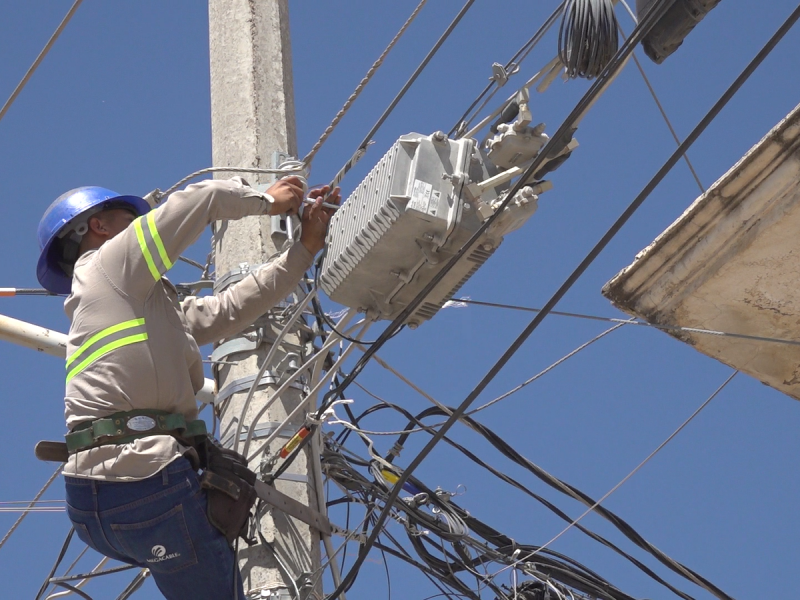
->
<box><xmin>209</xmin><ymin>1</ymin><xmax>321</xmax><ymax>597</ymax></box>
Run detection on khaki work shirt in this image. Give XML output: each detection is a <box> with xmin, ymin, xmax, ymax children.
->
<box><xmin>63</xmin><ymin>178</ymin><xmax>313</xmax><ymax>481</ymax></box>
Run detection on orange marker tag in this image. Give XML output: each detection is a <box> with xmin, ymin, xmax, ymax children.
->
<box><xmin>280</xmin><ymin>426</ymin><xmax>310</xmax><ymax>459</ymax></box>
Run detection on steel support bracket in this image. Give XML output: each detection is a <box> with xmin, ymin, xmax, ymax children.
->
<box><xmin>254</xmin><ymin>479</ymin><xmax>331</xmax><ymax>535</ymax></box>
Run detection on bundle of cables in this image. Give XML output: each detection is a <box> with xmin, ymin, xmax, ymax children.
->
<box><xmin>559</xmin><ymin>0</ymin><xmax>620</xmax><ymax>79</ymax></box>
<box><xmin>322</xmin><ymin>438</ymin><xmax>636</xmax><ymax>600</ymax></box>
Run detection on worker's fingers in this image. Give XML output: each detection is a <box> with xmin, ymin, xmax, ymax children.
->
<box><xmin>308</xmin><ymin>185</ymin><xmax>330</xmax><ymax>199</ymax></box>
<box><xmin>319</xmin><ymin>187</ymin><xmax>341</xmax><ymax>217</ymax></box>
<box><xmin>325</xmin><ymin>187</ymin><xmax>341</xmax><ymax>208</ymax></box>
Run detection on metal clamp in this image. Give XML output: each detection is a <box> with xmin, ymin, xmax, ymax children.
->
<box><xmin>214</xmin><ymin>373</ymin><xmax>305</xmax><ymax>407</ymax></box>
<box><xmin>330</xmin><ymin>524</ymin><xmax>367</xmax><ymax>544</ymax></box>
<box><xmin>220</xmin><ymin>421</ymin><xmax>296</xmax><ymax>449</ymax></box>
<box><xmin>214</xmin><ymin>262</ymin><xmax>268</xmax><ymax>293</ymax></box>
<box><xmin>210</xmin><ymin>332</ymin><xmax>264</xmax><ymax>365</ymax></box>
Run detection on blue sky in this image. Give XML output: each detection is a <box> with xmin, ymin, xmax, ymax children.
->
<box><xmin>1</xmin><ymin>1</ymin><xmax>799</xmax><ymax>598</ymax></box>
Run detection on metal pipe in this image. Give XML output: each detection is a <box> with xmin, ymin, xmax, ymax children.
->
<box><xmin>0</xmin><ymin>313</ymin><xmax>217</xmax><ymax>403</ymax></box>
<box><xmin>0</xmin><ymin>313</ymin><xmax>67</xmax><ymax>357</ymax></box>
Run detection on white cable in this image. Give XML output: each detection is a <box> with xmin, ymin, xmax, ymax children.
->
<box><xmin>238</xmin><ymin>311</ymin><xmax>363</xmax><ymax>459</ymax></box>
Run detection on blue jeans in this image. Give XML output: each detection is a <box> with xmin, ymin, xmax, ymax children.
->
<box><xmin>65</xmin><ymin>457</ymin><xmax>244</xmax><ymax>599</ymax></box>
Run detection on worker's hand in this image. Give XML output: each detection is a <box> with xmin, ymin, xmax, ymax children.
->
<box><xmin>300</xmin><ymin>185</ymin><xmax>340</xmax><ymax>255</ymax></box>
<box><xmin>265</xmin><ymin>176</ymin><xmax>304</xmax><ymax>216</ymax></box>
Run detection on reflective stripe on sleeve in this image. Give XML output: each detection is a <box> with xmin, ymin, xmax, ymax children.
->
<box><xmin>66</xmin><ymin>318</ymin><xmax>148</xmax><ymax>382</ymax></box>
<box><xmin>133</xmin><ymin>213</ymin><xmax>174</xmax><ymax>281</ymax></box>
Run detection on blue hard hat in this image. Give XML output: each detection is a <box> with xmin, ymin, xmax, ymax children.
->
<box><xmin>36</xmin><ymin>186</ymin><xmax>151</xmax><ymax>294</ymax></box>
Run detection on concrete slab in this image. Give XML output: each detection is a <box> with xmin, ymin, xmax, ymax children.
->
<box><xmin>603</xmin><ymin>102</ymin><xmax>800</xmax><ymax>400</ymax></box>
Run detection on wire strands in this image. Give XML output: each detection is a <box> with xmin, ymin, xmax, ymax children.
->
<box><xmin>302</xmin><ymin>0</ymin><xmax>429</xmax><ymax>165</ymax></box>
<box><xmin>559</xmin><ymin>0</ymin><xmax>619</xmax><ymax>79</ymax></box>
<box><xmin>453</xmin><ymin>298</ymin><xmax>800</xmax><ymax>349</ymax></box>
<box><xmin>0</xmin><ymin>0</ymin><xmax>83</xmax><ymax>125</ymax></box>
<box><xmin>323</xmin><ymin>441</ymin><xmax>639</xmax><ymax>600</ymax></box>
<box><xmin>358</xmin><ymin>400</ymin><xmax>698</xmax><ymax>600</ymax></box>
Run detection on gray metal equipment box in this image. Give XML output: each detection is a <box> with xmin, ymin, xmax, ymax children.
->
<box><xmin>319</xmin><ymin>132</ymin><xmax>509</xmax><ymax>327</ymax></box>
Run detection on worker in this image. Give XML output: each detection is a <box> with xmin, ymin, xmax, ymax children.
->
<box><xmin>35</xmin><ymin>176</ymin><xmax>339</xmax><ymax>599</ymax></box>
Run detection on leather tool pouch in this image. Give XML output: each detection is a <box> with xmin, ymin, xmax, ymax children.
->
<box><xmin>199</xmin><ymin>440</ymin><xmax>258</xmax><ymax>545</ymax></box>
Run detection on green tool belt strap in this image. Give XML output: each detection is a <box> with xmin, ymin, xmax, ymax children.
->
<box><xmin>65</xmin><ymin>409</ymin><xmax>207</xmax><ymax>453</ymax></box>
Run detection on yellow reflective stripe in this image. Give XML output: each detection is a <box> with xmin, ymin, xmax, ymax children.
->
<box><xmin>66</xmin><ymin>318</ymin><xmax>146</xmax><ymax>370</ymax></box>
<box><xmin>146</xmin><ymin>212</ymin><xmax>174</xmax><ymax>271</ymax></box>
<box><xmin>134</xmin><ymin>217</ymin><xmax>160</xmax><ymax>281</ymax></box>
<box><xmin>66</xmin><ymin>333</ymin><xmax>149</xmax><ymax>382</ymax></box>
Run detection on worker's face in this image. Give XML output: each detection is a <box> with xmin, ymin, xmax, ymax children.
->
<box><xmin>92</xmin><ymin>208</ymin><xmax>137</xmax><ymax>240</ymax></box>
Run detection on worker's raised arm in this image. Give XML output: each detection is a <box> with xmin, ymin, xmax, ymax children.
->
<box><xmin>180</xmin><ymin>242</ymin><xmax>313</xmax><ymax>347</ymax></box>
<box><xmin>180</xmin><ymin>185</ymin><xmax>340</xmax><ymax>346</ymax></box>
<box><xmin>97</xmin><ymin>177</ymin><xmax>303</xmax><ymax>299</ymax></box>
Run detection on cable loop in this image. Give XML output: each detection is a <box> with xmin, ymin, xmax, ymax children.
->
<box><xmin>558</xmin><ymin>0</ymin><xmax>619</xmax><ymax>79</ymax></box>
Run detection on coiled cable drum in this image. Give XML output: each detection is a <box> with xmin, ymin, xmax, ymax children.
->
<box><xmin>559</xmin><ymin>0</ymin><xmax>620</xmax><ymax>79</ymax></box>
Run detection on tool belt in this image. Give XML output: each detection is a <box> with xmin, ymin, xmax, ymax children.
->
<box><xmin>54</xmin><ymin>410</ymin><xmax>257</xmax><ymax>546</ymax></box>
<box><xmin>65</xmin><ymin>409</ymin><xmax>208</xmax><ymax>454</ymax></box>
<box><xmin>197</xmin><ymin>439</ymin><xmax>258</xmax><ymax>546</ymax></box>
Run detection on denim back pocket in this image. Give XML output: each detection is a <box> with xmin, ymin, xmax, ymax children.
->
<box><xmin>111</xmin><ymin>504</ymin><xmax>198</xmax><ymax>573</ymax></box>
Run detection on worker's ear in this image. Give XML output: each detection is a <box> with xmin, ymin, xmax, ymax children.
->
<box><xmin>87</xmin><ymin>214</ymin><xmax>108</xmax><ymax>236</ymax></box>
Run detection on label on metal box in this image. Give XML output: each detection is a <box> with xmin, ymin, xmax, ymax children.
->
<box><xmin>409</xmin><ymin>179</ymin><xmax>433</xmax><ymax>213</ymax></box>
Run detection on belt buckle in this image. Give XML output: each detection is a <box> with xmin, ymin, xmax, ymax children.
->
<box><xmin>127</xmin><ymin>415</ymin><xmax>157</xmax><ymax>432</ymax></box>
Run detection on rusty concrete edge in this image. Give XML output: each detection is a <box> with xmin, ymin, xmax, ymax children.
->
<box><xmin>602</xmin><ymin>101</ymin><xmax>800</xmax><ymax>318</ymax></box>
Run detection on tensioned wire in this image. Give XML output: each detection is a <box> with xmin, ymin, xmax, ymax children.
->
<box><xmin>301</xmin><ymin>0</ymin><xmax>429</xmax><ymax>166</ymax></box>
<box><xmin>0</xmin><ymin>0</ymin><xmax>83</xmax><ymax>125</ymax></box>
<box><xmin>452</xmin><ymin>298</ymin><xmax>800</xmax><ymax>349</ymax></box>
<box><xmin>326</xmin><ymin>0</ymin><xmax>478</xmax><ymax>191</ymax></box>
<box><xmin>323</xmin><ymin>3</ymin><xmax>800</xmax><ymax>597</ymax></box>
<box><xmin>351</xmin><ymin>321</ymin><xmax>627</xmax><ymax>434</ymax></box>
<box><xmin>616</xmin><ymin>0</ymin><xmax>706</xmax><ymax>193</ymax></box>
<box><xmin>488</xmin><ymin>371</ymin><xmax>738</xmax><ymax>584</ymax></box>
